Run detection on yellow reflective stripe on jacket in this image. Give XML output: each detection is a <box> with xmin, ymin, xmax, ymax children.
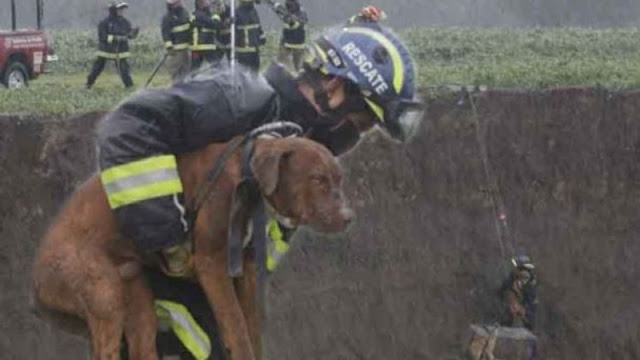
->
<box><xmin>192</xmin><ymin>27</ymin><xmax>198</xmax><ymax>46</ymax></box>
<box><xmin>172</xmin><ymin>23</ymin><xmax>192</xmax><ymax>33</ymax></box>
<box><xmin>172</xmin><ymin>43</ymin><xmax>190</xmax><ymax>50</ymax></box>
<box><xmin>237</xmin><ymin>24</ymin><xmax>260</xmax><ymax>30</ymax></box>
<box><xmin>154</xmin><ymin>300</ymin><xmax>211</xmax><ymax>360</ymax></box>
<box><xmin>266</xmin><ymin>219</ymin><xmax>290</xmax><ymax>272</ymax></box>
<box><xmin>96</xmin><ymin>51</ymin><xmax>131</xmax><ymax>59</ymax></box>
<box><xmin>100</xmin><ymin>155</ymin><xmax>183</xmax><ymax>209</ymax></box>
<box><xmin>192</xmin><ymin>28</ymin><xmax>217</xmax><ymax>51</ymax></box>
<box><xmin>192</xmin><ymin>44</ymin><xmax>217</xmax><ymax>51</ymax></box>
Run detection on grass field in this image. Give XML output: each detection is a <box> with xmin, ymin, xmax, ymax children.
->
<box><xmin>3</xmin><ymin>27</ymin><xmax>640</xmax><ymax>115</ymax></box>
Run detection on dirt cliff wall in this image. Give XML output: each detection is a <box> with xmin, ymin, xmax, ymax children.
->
<box><xmin>1</xmin><ymin>89</ymin><xmax>640</xmax><ymax>359</ymax></box>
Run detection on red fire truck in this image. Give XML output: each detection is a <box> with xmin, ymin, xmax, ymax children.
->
<box><xmin>0</xmin><ymin>0</ymin><xmax>57</xmax><ymax>88</ymax></box>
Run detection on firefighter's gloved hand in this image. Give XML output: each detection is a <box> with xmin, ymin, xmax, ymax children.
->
<box><xmin>128</xmin><ymin>27</ymin><xmax>140</xmax><ymax>39</ymax></box>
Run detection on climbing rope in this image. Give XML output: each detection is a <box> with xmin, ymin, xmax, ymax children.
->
<box><xmin>466</xmin><ymin>90</ymin><xmax>516</xmax><ymax>259</ymax></box>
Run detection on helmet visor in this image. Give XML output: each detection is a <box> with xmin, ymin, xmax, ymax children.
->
<box><xmin>365</xmin><ymin>97</ymin><xmax>425</xmax><ymax>142</ymax></box>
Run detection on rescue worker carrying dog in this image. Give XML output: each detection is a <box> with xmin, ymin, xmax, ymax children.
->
<box><xmin>100</xmin><ymin>2</ymin><xmax>422</xmax><ymax>276</ymax></box>
<box><xmin>86</xmin><ymin>2</ymin><xmax>139</xmax><ymax>89</ymax></box>
<box><xmin>272</xmin><ymin>0</ymin><xmax>308</xmax><ymax>71</ymax></box>
<box><xmin>162</xmin><ymin>0</ymin><xmax>192</xmax><ymax>83</ymax></box>
<box><xmin>104</xmin><ymin>6</ymin><xmax>424</xmax><ymax>359</ymax></box>
<box><xmin>191</xmin><ymin>0</ymin><xmax>223</xmax><ymax>70</ymax></box>
<box><xmin>234</xmin><ymin>0</ymin><xmax>267</xmax><ymax>72</ymax></box>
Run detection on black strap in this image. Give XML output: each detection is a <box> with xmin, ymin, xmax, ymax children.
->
<box><xmin>226</xmin><ymin>139</ymin><xmax>258</xmax><ymax>277</ymax></box>
<box><xmin>226</xmin><ymin>138</ymin><xmax>267</xmax><ymax>293</ymax></box>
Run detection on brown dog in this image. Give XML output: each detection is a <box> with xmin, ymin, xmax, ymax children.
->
<box><xmin>33</xmin><ymin>136</ymin><xmax>354</xmax><ymax>360</ymax></box>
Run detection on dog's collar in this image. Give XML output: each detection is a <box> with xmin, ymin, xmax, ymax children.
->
<box><xmin>263</xmin><ymin>199</ymin><xmax>297</xmax><ymax>229</ymax></box>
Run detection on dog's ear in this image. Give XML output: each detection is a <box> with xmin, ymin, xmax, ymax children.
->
<box><xmin>250</xmin><ymin>148</ymin><xmax>293</xmax><ymax>196</ymax></box>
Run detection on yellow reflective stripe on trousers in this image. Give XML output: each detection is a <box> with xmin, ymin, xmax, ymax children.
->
<box><xmin>284</xmin><ymin>43</ymin><xmax>305</xmax><ymax>49</ymax></box>
<box><xmin>96</xmin><ymin>51</ymin><xmax>131</xmax><ymax>59</ymax></box>
<box><xmin>154</xmin><ymin>300</ymin><xmax>211</xmax><ymax>360</ymax></box>
<box><xmin>266</xmin><ymin>219</ymin><xmax>290</xmax><ymax>272</ymax></box>
<box><xmin>100</xmin><ymin>155</ymin><xmax>183</xmax><ymax>209</ymax></box>
<box><xmin>193</xmin><ymin>44</ymin><xmax>217</xmax><ymax>51</ymax></box>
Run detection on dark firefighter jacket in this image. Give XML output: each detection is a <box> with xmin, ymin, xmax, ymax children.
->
<box><xmin>500</xmin><ymin>269</ymin><xmax>538</xmax><ymax>330</ymax></box>
<box><xmin>97</xmin><ymin>14</ymin><xmax>133</xmax><ymax>59</ymax></box>
<box><xmin>162</xmin><ymin>5</ymin><xmax>192</xmax><ymax>51</ymax></box>
<box><xmin>191</xmin><ymin>8</ymin><xmax>221</xmax><ymax>52</ymax></box>
<box><xmin>279</xmin><ymin>6</ymin><xmax>308</xmax><ymax>49</ymax></box>
<box><xmin>235</xmin><ymin>3</ymin><xmax>266</xmax><ymax>54</ymax></box>
<box><xmin>98</xmin><ymin>63</ymin><xmax>360</xmax><ymax>172</ymax></box>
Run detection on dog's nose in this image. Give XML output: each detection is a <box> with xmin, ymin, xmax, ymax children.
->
<box><xmin>340</xmin><ymin>207</ymin><xmax>355</xmax><ymax>225</ymax></box>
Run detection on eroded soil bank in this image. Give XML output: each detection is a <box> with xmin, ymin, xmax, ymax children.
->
<box><xmin>1</xmin><ymin>88</ymin><xmax>639</xmax><ymax>359</ymax></box>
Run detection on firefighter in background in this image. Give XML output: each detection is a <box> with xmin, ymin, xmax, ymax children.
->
<box><xmin>162</xmin><ymin>0</ymin><xmax>192</xmax><ymax>83</ymax></box>
<box><xmin>217</xmin><ymin>0</ymin><xmax>232</xmax><ymax>62</ymax></box>
<box><xmin>191</xmin><ymin>0</ymin><xmax>223</xmax><ymax>71</ymax></box>
<box><xmin>273</xmin><ymin>0</ymin><xmax>308</xmax><ymax>71</ymax></box>
<box><xmin>500</xmin><ymin>255</ymin><xmax>538</xmax><ymax>331</ymax></box>
<box><xmin>86</xmin><ymin>2</ymin><xmax>139</xmax><ymax>89</ymax></box>
<box><xmin>235</xmin><ymin>0</ymin><xmax>266</xmax><ymax>72</ymax></box>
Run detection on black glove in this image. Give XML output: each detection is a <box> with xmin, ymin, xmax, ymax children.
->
<box><xmin>128</xmin><ymin>27</ymin><xmax>140</xmax><ymax>39</ymax></box>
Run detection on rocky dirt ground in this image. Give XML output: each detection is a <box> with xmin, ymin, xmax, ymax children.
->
<box><xmin>1</xmin><ymin>89</ymin><xmax>640</xmax><ymax>359</ymax></box>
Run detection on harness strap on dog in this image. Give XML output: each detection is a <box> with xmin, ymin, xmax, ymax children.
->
<box><xmin>227</xmin><ymin>139</ymin><xmax>268</xmax><ymax>279</ymax></box>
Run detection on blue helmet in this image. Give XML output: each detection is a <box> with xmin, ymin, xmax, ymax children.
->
<box><xmin>305</xmin><ymin>23</ymin><xmax>424</xmax><ymax>141</ymax></box>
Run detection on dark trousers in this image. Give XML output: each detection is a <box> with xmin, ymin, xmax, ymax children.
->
<box><xmin>192</xmin><ymin>50</ymin><xmax>224</xmax><ymax>71</ymax></box>
<box><xmin>120</xmin><ymin>268</ymin><xmax>227</xmax><ymax>360</ymax></box>
<box><xmin>236</xmin><ymin>52</ymin><xmax>260</xmax><ymax>72</ymax></box>
<box><xmin>86</xmin><ymin>56</ymin><xmax>134</xmax><ymax>88</ymax></box>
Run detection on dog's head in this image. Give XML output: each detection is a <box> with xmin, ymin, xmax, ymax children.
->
<box><xmin>251</xmin><ymin>137</ymin><xmax>354</xmax><ymax>233</ymax></box>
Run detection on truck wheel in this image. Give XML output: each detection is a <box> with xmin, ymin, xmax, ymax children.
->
<box><xmin>3</xmin><ymin>62</ymin><xmax>29</xmax><ymax>89</ymax></box>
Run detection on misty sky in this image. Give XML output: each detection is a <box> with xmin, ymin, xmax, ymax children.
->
<box><xmin>2</xmin><ymin>0</ymin><xmax>640</xmax><ymax>30</ymax></box>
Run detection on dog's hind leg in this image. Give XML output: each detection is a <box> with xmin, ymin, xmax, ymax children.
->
<box><xmin>122</xmin><ymin>273</ymin><xmax>159</xmax><ymax>360</ymax></box>
<box><xmin>81</xmin><ymin>255</ymin><xmax>128</xmax><ymax>360</ymax></box>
